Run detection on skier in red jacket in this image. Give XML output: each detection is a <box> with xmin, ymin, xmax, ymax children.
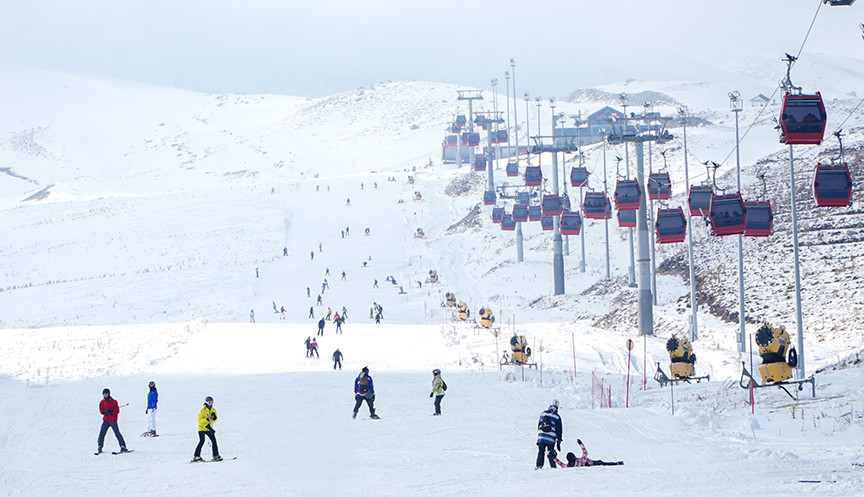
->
<box><xmin>96</xmin><ymin>388</ymin><xmax>129</xmax><ymax>455</ymax></box>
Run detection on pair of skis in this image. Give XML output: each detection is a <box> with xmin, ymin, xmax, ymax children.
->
<box><xmin>94</xmin><ymin>449</ymin><xmax>134</xmax><ymax>456</ymax></box>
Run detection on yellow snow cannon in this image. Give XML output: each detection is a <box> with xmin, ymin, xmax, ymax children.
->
<box><xmin>666</xmin><ymin>334</ymin><xmax>696</xmax><ymax>378</ymax></box>
<box><xmin>456</xmin><ymin>302</ymin><xmax>469</xmax><ymax>320</ymax></box>
<box><xmin>444</xmin><ymin>292</ymin><xmax>456</xmax><ymax>307</ymax></box>
<box><xmin>755</xmin><ymin>322</ymin><xmax>796</xmax><ymax>383</ymax></box>
<box><xmin>478</xmin><ymin>307</ymin><xmax>495</xmax><ymax>328</ymax></box>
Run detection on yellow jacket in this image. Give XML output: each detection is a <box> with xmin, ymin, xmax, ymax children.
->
<box><xmin>432</xmin><ymin>375</ymin><xmax>445</xmax><ymax>396</ymax></box>
<box><xmin>198</xmin><ymin>405</ymin><xmax>217</xmax><ymax>432</ymax></box>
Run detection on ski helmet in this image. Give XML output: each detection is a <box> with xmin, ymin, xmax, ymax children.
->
<box><xmin>432</xmin><ymin>369</ymin><xmax>441</xmax><ymax>375</ymax></box>
<box><xmin>102</xmin><ymin>388</ymin><xmax>110</xmax><ymax>395</ymax></box>
<box><xmin>204</xmin><ymin>396</ymin><xmax>214</xmax><ymax>403</ymax></box>
<box><xmin>550</xmin><ymin>399</ymin><xmax>559</xmax><ymax>409</ymax></box>
<box><xmin>362</xmin><ymin>366</ymin><xmax>369</xmax><ymax>373</ymax></box>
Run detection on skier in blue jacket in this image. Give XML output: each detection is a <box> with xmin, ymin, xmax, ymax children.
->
<box><xmin>352</xmin><ymin>366</ymin><xmax>379</xmax><ymax>419</ymax></box>
<box><xmin>143</xmin><ymin>381</ymin><xmax>158</xmax><ymax>437</ymax></box>
<box><xmin>536</xmin><ymin>399</ymin><xmax>563</xmax><ymax>469</ymax></box>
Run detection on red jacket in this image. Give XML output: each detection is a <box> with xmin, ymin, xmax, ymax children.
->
<box><xmin>100</xmin><ymin>397</ymin><xmax>120</xmax><ymax>422</ymax></box>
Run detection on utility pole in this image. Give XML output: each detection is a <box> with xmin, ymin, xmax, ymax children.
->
<box><xmin>678</xmin><ymin>107</ymin><xmax>698</xmax><ymax>342</ymax></box>
<box><xmin>730</xmin><ymin>91</ymin><xmax>746</xmax><ymax>353</ymax></box>
<box><xmin>620</xmin><ymin>93</ymin><xmax>637</xmax><ymax>287</ymax></box>
<box><xmin>602</xmin><ymin>138</ymin><xmax>611</xmax><ymax>278</ymax></box>
<box><xmin>458</xmin><ymin>90</ymin><xmax>483</xmax><ymax>174</ymax></box>
<box><xmin>609</xmin><ymin>114</ymin><xmax>674</xmax><ymax>336</ymax></box>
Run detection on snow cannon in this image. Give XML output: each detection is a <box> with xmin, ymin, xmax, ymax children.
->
<box><xmin>456</xmin><ymin>302</ymin><xmax>469</xmax><ymax>320</ymax></box>
<box><xmin>509</xmin><ymin>335</ymin><xmax>532</xmax><ymax>364</ymax></box>
<box><xmin>444</xmin><ymin>292</ymin><xmax>456</xmax><ymax>307</ymax></box>
<box><xmin>755</xmin><ymin>323</ymin><xmax>796</xmax><ymax>383</ymax></box>
<box><xmin>415</xmin><ymin>228</ymin><xmax>425</xmax><ymax>238</ymax></box>
<box><xmin>478</xmin><ymin>307</ymin><xmax>495</xmax><ymax>328</ymax></box>
<box><xmin>666</xmin><ymin>334</ymin><xmax>696</xmax><ymax>378</ymax></box>
<box><xmin>428</xmin><ymin>270</ymin><xmax>439</xmax><ymax>284</ymax></box>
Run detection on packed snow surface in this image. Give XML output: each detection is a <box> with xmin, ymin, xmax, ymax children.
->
<box><xmin>1</xmin><ymin>59</ymin><xmax>864</xmax><ymax>496</ymax></box>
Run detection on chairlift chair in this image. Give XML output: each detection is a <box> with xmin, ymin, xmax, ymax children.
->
<box><xmin>655</xmin><ymin>207</ymin><xmax>687</xmax><ymax>243</ymax></box>
<box><xmin>524</xmin><ymin>166</ymin><xmax>543</xmax><ymax>186</ymax></box>
<box><xmin>688</xmin><ymin>185</ymin><xmax>713</xmax><ymax>217</ymax></box>
<box><xmin>501</xmin><ymin>214</ymin><xmax>516</xmax><ymax>231</ymax></box>
<box><xmin>512</xmin><ymin>204</ymin><xmax>529</xmax><ymax>222</ymax></box>
<box><xmin>570</xmin><ymin>166</ymin><xmax>589</xmax><ymax>188</ymax></box>
<box><xmin>583</xmin><ymin>192</ymin><xmax>611</xmax><ymax>220</ymax></box>
<box><xmin>541</xmin><ymin>194</ymin><xmax>563</xmax><ymax>216</ymax></box>
<box><xmin>647</xmin><ymin>172</ymin><xmax>672</xmax><ymax>200</ymax></box>
<box><xmin>506</xmin><ymin>162</ymin><xmax>519</xmax><ymax>177</ymax></box>
<box><xmin>474</xmin><ymin>155</ymin><xmax>487</xmax><ymax>172</ymax></box>
<box><xmin>744</xmin><ymin>200</ymin><xmax>774</xmax><ymax>237</ymax></box>
<box><xmin>708</xmin><ymin>193</ymin><xmax>746</xmax><ymax>236</ymax></box>
<box><xmin>540</xmin><ymin>215</ymin><xmax>554</xmax><ymax>230</ymax></box>
<box><xmin>483</xmin><ymin>190</ymin><xmax>496</xmax><ymax>205</ymax></box>
<box><xmin>813</xmin><ymin>163</ymin><xmax>853</xmax><ymax>207</ymax></box>
<box><xmin>491</xmin><ymin>207</ymin><xmax>505</xmax><ymax>224</ymax></box>
<box><xmin>614</xmin><ymin>179</ymin><xmax>642</xmax><ymax>210</ymax></box>
<box><xmin>527</xmin><ymin>205</ymin><xmax>542</xmax><ymax>221</ymax></box>
<box><xmin>560</xmin><ymin>211</ymin><xmax>583</xmax><ymax>235</ymax></box>
<box><xmin>779</xmin><ymin>92</ymin><xmax>827</xmax><ymax>145</ymax></box>
<box><xmin>617</xmin><ymin>208</ymin><xmax>637</xmax><ymax>228</ymax></box>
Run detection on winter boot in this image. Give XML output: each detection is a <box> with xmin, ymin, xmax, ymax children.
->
<box><xmin>191</xmin><ymin>456</ymin><xmax>204</xmax><ymax>462</ymax></box>
<box><xmin>119</xmin><ymin>447</ymin><xmax>130</xmax><ymax>453</ymax></box>
<box><xmin>213</xmin><ymin>455</ymin><xmax>223</xmax><ymax>462</ymax></box>
<box><xmin>352</xmin><ymin>411</ymin><xmax>357</xmax><ymax>419</ymax></box>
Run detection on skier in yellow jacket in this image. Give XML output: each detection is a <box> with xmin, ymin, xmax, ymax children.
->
<box><xmin>192</xmin><ymin>396</ymin><xmax>222</xmax><ymax>462</ymax></box>
<box><xmin>430</xmin><ymin>369</ymin><xmax>446</xmax><ymax>416</ymax></box>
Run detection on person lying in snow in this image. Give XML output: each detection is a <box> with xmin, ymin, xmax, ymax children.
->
<box><xmin>554</xmin><ymin>439</ymin><xmax>623</xmax><ymax>467</ymax></box>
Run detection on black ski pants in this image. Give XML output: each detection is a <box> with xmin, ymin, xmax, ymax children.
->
<box><xmin>195</xmin><ymin>430</ymin><xmax>219</xmax><ymax>458</ymax></box>
<box><xmin>353</xmin><ymin>395</ymin><xmax>375</xmax><ymax>417</ymax></box>
<box><xmin>333</xmin><ymin>359</ymin><xmax>342</xmax><ymax>369</ymax></box>
<box><xmin>98</xmin><ymin>420</ymin><xmax>126</xmax><ymax>450</ymax></box>
<box><xmin>536</xmin><ymin>442</ymin><xmax>557</xmax><ymax>468</ymax></box>
<box><xmin>433</xmin><ymin>394</ymin><xmax>444</xmax><ymax>415</ymax></box>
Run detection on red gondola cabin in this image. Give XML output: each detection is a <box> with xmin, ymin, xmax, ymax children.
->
<box><xmin>614</xmin><ymin>179</ymin><xmax>642</xmax><ymax>210</ymax></box>
<box><xmin>491</xmin><ymin>207</ymin><xmax>505</xmax><ymax>224</ymax></box>
<box><xmin>617</xmin><ymin>208</ymin><xmax>636</xmax><ymax>228</ymax></box>
<box><xmin>483</xmin><ymin>190</ymin><xmax>496</xmax><ymax>205</ymax></box>
<box><xmin>506</xmin><ymin>162</ymin><xmax>519</xmax><ymax>177</ymax></box>
<box><xmin>655</xmin><ymin>207</ymin><xmax>687</xmax><ymax>243</ymax></box>
<box><xmin>501</xmin><ymin>214</ymin><xmax>516</xmax><ymax>231</ymax></box>
<box><xmin>708</xmin><ymin>193</ymin><xmax>746</xmax><ymax>236</ymax></box>
<box><xmin>570</xmin><ymin>167</ymin><xmax>589</xmax><ymax>188</ymax></box>
<box><xmin>688</xmin><ymin>185</ymin><xmax>713</xmax><ymax>217</ymax></box>
<box><xmin>541</xmin><ymin>194</ymin><xmax>563</xmax><ymax>216</ymax></box>
<box><xmin>583</xmin><ymin>192</ymin><xmax>611</xmax><ymax>220</ymax></box>
<box><xmin>525</xmin><ymin>166</ymin><xmax>542</xmax><ymax>186</ymax></box>
<box><xmin>647</xmin><ymin>172</ymin><xmax>672</xmax><ymax>200</ymax></box>
<box><xmin>813</xmin><ymin>163</ymin><xmax>853</xmax><ymax>207</ymax></box>
<box><xmin>779</xmin><ymin>92</ymin><xmax>827</xmax><ymax>145</ymax></box>
<box><xmin>560</xmin><ymin>212</ymin><xmax>582</xmax><ymax>235</ymax></box>
<box><xmin>743</xmin><ymin>200</ymin><xmax>773</xmax><ymax>237</ymax></box>
<box><xmin>512</xmin><ymin>204</ymin><xmax>529</xmax><ymax>222</ymax></box>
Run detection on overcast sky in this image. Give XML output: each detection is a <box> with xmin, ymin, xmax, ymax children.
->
<box><xmin>0</xmin><ymin>0</ymin><xmax>859</xmax><ymax>98</ymax></box>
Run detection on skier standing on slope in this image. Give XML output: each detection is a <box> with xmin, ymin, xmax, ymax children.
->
<box><xmin>310</xmin><ymin>338</ymin><xmax>320</xmax><ymax>358</ymax></box>
<box><xmin>192</xmin><ymin>396</ymin><xmax>221</xmax><ymax>462</ymax></box>
<box><xmin>535</xmin><ymin>399</ymin><xmax>563</xmax><ymax>469</ymax></box>
<box><xmin>96</xmin><ymin>388</ymin><xmax>129</xmax><ymax>454</ymax></box>
<box><xmin>318</xmin><ymin>318</ymin><xmax>326</xmax><ymax>336</ymax></box>
<box><xmin>353</xmin><ymin>366</ymin><xmax>379</xmax><ymax>419</ymax></box>
<box><xmin>430</xmin><ymin>369</ymin><xmax>446</xmax><ymax>416</ymax></box>
<box><xmin>142</xmin><ymin>381</ymin><xmax>158</xmax><ymax>437</ymax></box>
<box><xmin>333</xmin><ymin>348</ymin><xmax>343</xmax><ymax>370</ymax></box>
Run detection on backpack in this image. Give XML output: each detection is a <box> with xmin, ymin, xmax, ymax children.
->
<box><xmin>538</xmin><ymin>413</ymin><xmax>554</xmax><ymax>433</ymax></box>
<box><xmin>442</xmin><ymin>381</ymin><xmax>447</xmax><ymax>391</ymax></box>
